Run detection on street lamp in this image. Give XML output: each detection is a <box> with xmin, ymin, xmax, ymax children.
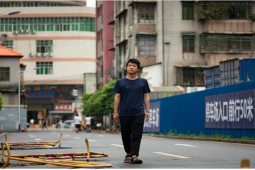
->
<box><xmin>17</xmin><ymin>71</ymin><xmax>22</xmax><ymax>131</ymax></box>
<box><xmin>17</xmin><ymin>70</ymin><xmax>24</xmax><ymax>132</ymax></box>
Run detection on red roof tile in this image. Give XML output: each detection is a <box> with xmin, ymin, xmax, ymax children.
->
<box><xmin>0</xmin><ymin>45</ymin><xmax>23</xmax><ymax>57</ymax></box>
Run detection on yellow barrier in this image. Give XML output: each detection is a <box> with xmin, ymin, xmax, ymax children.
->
<box><xmin>3</xmin><ymin>133</ymin><xmax>62</xmax><ymax>149</ymax></box>
<box><xmin>1</xmin><ymin>136</ymin><xmax>111</xmax><ymax>168</ymax></box>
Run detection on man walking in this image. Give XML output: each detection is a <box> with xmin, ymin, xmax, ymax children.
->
<box><xmin>113</xmin><ymin>58</ymin><xmax>150</xmax><ymax>164</ymax></box>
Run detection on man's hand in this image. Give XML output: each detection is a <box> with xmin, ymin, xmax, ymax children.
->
<box><xmin>113</xmin><ymin>112</ymin><xmax>119</xmax><ymax>122</ymax></box>
<box><xmin>145</xmin><ymin>111</ymin><xmax>150</xmax><ymax>122</ymax></box>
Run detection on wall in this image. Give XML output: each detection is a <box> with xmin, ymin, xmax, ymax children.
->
<box><xmin>148</xmin><ymin>81</ymin><xmax>255</xmax><ymax>139</ymax></box>
<box><xmin>0</xmin><ymin>106</ymin><xmax>27</xmax><ymax>132</ymax></box>
<box><xmin>162</xmin><ymin>1</ymin><xmax>205</xmax><ymax>86</ymax></box>
<box><xmin>83</xmin><ymin>73</ymin><xmax>96</xmax><ymax>94</ymax></box>
<box><xmin>0</xmin><ymin>57</ymin><xmax>20</xmax><ymax>105</ymax></box>
<box><xmin>142</xmin><ymin>64</ymin><xmax>162</xmax><ymax>87</ymax></box>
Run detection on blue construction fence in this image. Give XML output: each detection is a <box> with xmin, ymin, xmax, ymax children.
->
<box><xmin>144</xmin><ymin>81</ymin><xmax>255</xmax><ymax>139</ymax></box>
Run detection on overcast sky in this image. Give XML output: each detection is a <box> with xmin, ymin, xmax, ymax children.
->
<box><xmin>87</xmin><ymin>0</ymin><xmax>96</xmax><ymax>7</ymax></box>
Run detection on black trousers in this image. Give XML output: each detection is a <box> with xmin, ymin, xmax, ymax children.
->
<box><xmin>119</xmin><ymin>114</ymin><xmax>145</xmax><ymax>157</ymax></box>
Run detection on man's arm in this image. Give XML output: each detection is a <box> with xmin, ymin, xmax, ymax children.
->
<box><xmin>144</xmin><ymin>93</ymin><xmax>150</xmax><ymax>122</ymax></box>
<box><xmin>113</xmin><ymin>93</ymin><xmax>120</xmax><ymax>122</ymax></box>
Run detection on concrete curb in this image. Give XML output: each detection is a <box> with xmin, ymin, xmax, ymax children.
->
<box><xmin>143</xmin><ymin>134</ymin><xmax>255</xmax><ymax>145</ymax></box>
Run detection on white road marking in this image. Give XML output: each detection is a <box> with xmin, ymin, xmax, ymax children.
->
<box><xmin>98</xmin><ymin>135</ymin><xmax>104</xmax><ymax>137</ymax></box>
<box><xmin>174</xmin><ymin>144</ymin><xmax>197</xmax><ymax>147</ymax></box>
<box><xmin>111</xmin><ymin>144</ymin><xmax>123</xmax><ymax>148</ymax></box>
<box><xmin>154</xmin><ymin>152</ymin><xmax>190</xmax><ymax>159</ymax></box>
<box><xmin>35</xmin><ymin>138</ymin><xmax>42</xmax><ymax>141</ymax></box>
<box><xmin>88</xmin><ymin>139</ymin><xmax>97</xmax><ymax>142</ymax></box>
<box><xmin>74</xmin><ymin>137</ymin><xmax>80</xmax><ymax>140</ymax></box>
<box><xmin>64</xmin><ymin>135</ymin><xmax>69</xmax><ymax>137</ymax></box>
<box><xmin>28</xmin><ymin>134</ymin><xmax>35</xmax><ymax>138</ymax></box>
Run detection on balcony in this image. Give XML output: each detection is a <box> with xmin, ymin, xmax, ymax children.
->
<box><xmin>130</xmin><ymin>24</ymin><xmax>156</xmax><ymax>36</ymax></box>
<box><xmin>137</xmin><ymin>55</ymin><xmax>156</xmax><ymax>67</ymax></box>
<box><xmin>137</xmin><ymin>23</ymin><xmax>156</xmax><ymax>34</ymax></box>
<box><xmin>203</xmin><ymin>20</ymin><xmax>252</xmax><ymax>34</ymax></box>
<box><xmin>128</xmin><ymin>0</ymin><xmax>157</xmax><ymax>6</ymax></box>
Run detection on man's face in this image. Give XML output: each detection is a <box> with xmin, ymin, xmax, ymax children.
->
<box><xmin>126</xmin><ymin>62</ymin><xmax>139</xmax><ymax>74</ymax></box>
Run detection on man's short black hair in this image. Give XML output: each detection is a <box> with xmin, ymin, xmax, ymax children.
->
<box><xmin>126</xmin><ymin>58</ymin><xmax>141</xmax><ymax>69</ymax></box>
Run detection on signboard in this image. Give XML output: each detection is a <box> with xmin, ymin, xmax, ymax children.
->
<box><xmin>205</xmin><ymin>90</ymin><xmax>255</xmax><ymax>129</ymax></box>
<box><xmin>25</xmin><ymin>85</ymin><xmax>54</xmax><ymax>98</ymax></box>
<box><xmin>54</xmin><ymin>103</ymin><xmax>72</xmax><ymax>112</ymax></box>
<box><xmin>144</xmin><ymin>101</ymin><xmax>160</xmax><ymax>132</ymax></box>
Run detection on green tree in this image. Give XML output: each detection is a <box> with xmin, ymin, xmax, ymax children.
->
<box><xmin>196</xmin><ymin>2</ymin><xmax>231</xmax><ymax>20</ymax></box>
<box><xmin>82</xmin><ymin>80</ymin><xmax>116</xmax><ymax>116</ymax></box>
<box><xmin>0</xmin><ymin>92</ymin><xmax>3</xmax><ymax>110</ymax></box>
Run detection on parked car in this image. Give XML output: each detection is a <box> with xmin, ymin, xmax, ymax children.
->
<box><xmin>63</xmin><ymin>120</ymin><xmax>74</xmax><ymax>128</ymax></box>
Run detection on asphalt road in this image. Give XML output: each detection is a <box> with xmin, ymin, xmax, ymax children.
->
<box><xmin>1</xmin><ymin>130</ymin><xmax>255</xmax><ymax>169</ymax></box>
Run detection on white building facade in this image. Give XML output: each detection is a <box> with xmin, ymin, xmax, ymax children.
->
<box><xmin>0</xmin><ymin>0</ymin><xmax>96</xmax><ymax>126</ymax></box>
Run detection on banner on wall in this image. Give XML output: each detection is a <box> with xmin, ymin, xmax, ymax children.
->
<box><xmin>144</xmin><ymin>101</ymin><xmax>160</xmax><ymax>132</ymax></box>
<box><xmin>205</xmin><ymin>90</ymin><xmax>255</xmax><ymax>129</ymax></box>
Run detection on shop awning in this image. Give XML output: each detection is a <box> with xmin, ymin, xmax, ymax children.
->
<box><xmin>174</xmin><ymin>64</ymin><xmax>210</xmax><ymax>68</ymax></box>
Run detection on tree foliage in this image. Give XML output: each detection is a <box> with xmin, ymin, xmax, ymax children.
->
<box><xmin>82</xmin><ymin>80</ymin><xmax>116</xmax><ymax>116</ymax></box>
<box><xmin>0</xmin><ymin>93</ymin><xmax>3</xmax><ymax>111</ymax></box>
<box><xmin>196</xmin><ymin>1</ymin><xmax>254</xmax><ymax>20</ymax></box>
<box><xmin>197</xmin><ymin>2</ymin><xmax>232</xmax><ymax>20</ymax></box>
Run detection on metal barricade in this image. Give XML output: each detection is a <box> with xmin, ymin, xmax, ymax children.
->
<box><xmin>3</xmin><ymin>133</ymin><xmax>62</xmax><ymax>149</ymax></box>
<box><xmin>1</xmin><ymin>136</ymin><xmax>111</xmax><ymax>168</ymax></box>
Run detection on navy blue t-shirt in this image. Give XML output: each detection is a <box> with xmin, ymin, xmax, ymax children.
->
<box><xmin>114</xmin><ymin>77</ymin><xmax>151</xmax><ymax>116</ymax></box>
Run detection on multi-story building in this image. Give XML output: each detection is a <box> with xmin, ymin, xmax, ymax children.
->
<box><xmin>113</xmin><ymin>1</ymin><xmax>255</xmax><ymax>88</ymax></box>
<box><xmin>96</xmin><ymin>1</ymin><xmax>114</xmax><ymax>89</ymax></box>
<box><xmin>0</xmin><ymin>0</ymin><xmax>96</xmax><ymax>126</ymax></box>
<box><xmin>0</xmin><ymin>46</ymin><xmax>28</xmax><ymax>132</ymax></box>
<box><xmin>0</xmin><ymin>45</ymin><xmax>23</xmax><ymax>105</ymax></box>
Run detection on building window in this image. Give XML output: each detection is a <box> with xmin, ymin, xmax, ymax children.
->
<box><xmin>2</xmin><ymin>40</ymin><xmax>13</xmax><ymax>49</ymax></box>
<box><xmin>183</xmin><ymin>68</ymin><xmax>195</xmax><ymax>86</ymax></box>
<box><xmin>0</xmin><ymin>2</ymin><xmax>76</xmax><ymax>7</ymax></box>
<box><xmin>138</xmin><ymin>36</ymin><xmax>155</xmax><ymax>56</ymax></box>
<box><xmin>182</xmin><ymin>2</ymin><xmax>194</xmax><ymax>20</ymax></box>
<box><xmin>0</xmin><ymin>67</ymin><xmax>10</xmax><ymax>81</ymax></box>
<box><xmin>36</xmin><ymin>62</ymin><xmax>53</xmax><ymax>75</ymax></box>
<box><xmin>137</xmin><ymin>4</ymin><xmax>155</xmax><ymax>23</ymax></box>
<box><xmin>200</xmin><ymin>34</ymin><xmax>252</xmax><ymax>53</ymax></box>
<box><xmin>0</xmin><ymin>17</ymin><xmax>95</xmax><ymax>33</ymax></box>
<box><xmin>182</xmin><ymin>34</ymin><xmax>195</xmax><ymax>52</ymax></box>
<box><xmin>36</xmin><ymin>40</ymin><xmax>53</xmax><ymax>53</ymax></box>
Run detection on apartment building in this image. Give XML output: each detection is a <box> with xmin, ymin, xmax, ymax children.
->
<box><xmin>0</xmin><ymin>0</ymin><xmax>96</xmax><ymax>126</ymax></box>
<box><xmin>113</xmin><ymin>1</ymin><xmax>255</xmax><ymax>88</ymax></box>
<box><xmin>96</xmin><ymin>1</ymin><xmax>114</xmax><ymax>89</ymax></box>
<box><xmin>0</xmin><ymin>45</ymin><xmax>23</xmax><ymax>105</ymax></box>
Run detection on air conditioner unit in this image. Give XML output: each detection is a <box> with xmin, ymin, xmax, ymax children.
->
<box><xmin>25</xmin><ymin>29</ymin><xmax>30</xmax><ymax>34</ymax></box>
<box><xmin>43</xmin><ymin>53</ymin><xmax>48</xmax><ymax>57</ymax></box>
<box><xmin>20</xmin><ymin>30</ymin><xmax>26</xmax><ymax>34</ymax></box>
<box><xmin>13</xmin><ymin>31</ymin><xmax>19</xmax><ymax>35</ymax></box>
<box><xmin>49</xmin><ymin>53</ymin><xmax>53</xmax><ymax>57</ymax></box>
<box><xmin>31</xmin><ymin>30</ymin><xmax>36</xmax><ymax>34</ymax></box>
<box><xmin>36</xmin><ymin>53</ymin><xmax>42</xmax><ymax>57</ymax></box>
<box><xmin>29</xmin><ymin>53</ymin><xmax>33</xmax><ymax>57</ymax></box>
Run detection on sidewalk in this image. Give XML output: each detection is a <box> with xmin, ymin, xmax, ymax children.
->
<box><xmin>143</xmin><ymin>134</ymin><xmax>255</xmax><ymax>145</ymax></box>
